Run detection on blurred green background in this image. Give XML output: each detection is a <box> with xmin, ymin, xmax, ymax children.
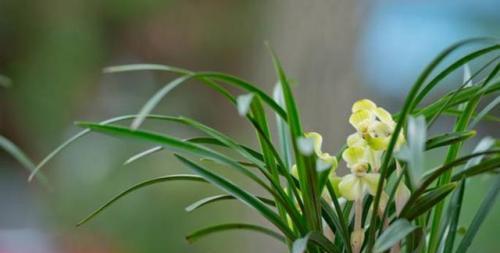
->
<box><xmin>1</xmin><ymin>0</ymin><xmax>499</xmax><ymax>252</ymax></box>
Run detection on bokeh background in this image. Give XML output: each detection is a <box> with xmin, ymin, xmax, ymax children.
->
<box><xmin>1</xmin><ymin>0</ymin><xmax>499</xmax><ymax>252</ymax></box>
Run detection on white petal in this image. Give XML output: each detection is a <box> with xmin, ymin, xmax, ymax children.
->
<box><xmin>339</xmin><ymin>174</ymin><xmax>364</xmax><ymax>201</ymax></box>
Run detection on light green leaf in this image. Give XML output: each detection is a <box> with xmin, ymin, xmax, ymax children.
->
<box><xmin>185</xmin><ymin>194</ymin><xmax>275</xmax><ymax>212</ymax></box>
<box><xmin>470</xmin><ymin>97</ymin><xmax>500</xmax><ymax>128</ymax></box>
<box><xmin>77</xmin><ymin>174</ymin><xmax>206</xmax><ymax>226</ymax></box>
<box><xmin>186</xmin><ymin>223</ymin><xmax>285</xmax><ymax>243</ymax></box>
<box><xmin>456</xmin><ymin>176</ymin><xmax>500</xmax><ymax>253</ymax></box>
<box><xmin>292</xmin><ymin>232</ymin><xmax>340</xmax><ymax>253</ymax></box>
<box><xmin>124</xmin><ymin>146</ymin><xmax>163</xmax><ymax>165</ymax></box>
<box><xmin>0</xmin><ymin>135</ymin><xmax>49</xmax><ymax>187</ymax></box>
<box><xmin>236</xmin><ymin>93</ymin><xmax>255</xmax><ymax>116</ymax></box>
<box><xmin>374</xmin><ymin>219</ymin><xmax>418</xmax><ymax>253</ymax></box>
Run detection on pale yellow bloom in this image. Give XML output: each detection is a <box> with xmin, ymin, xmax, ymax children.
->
<box><xmin>338</xmin><ymin>173</ymin><xmax>380</xmax><ymax>201</ymax></box>
<box><xmin>349</xmin><ymin>99</ymin><xmax>405</xmax><ymax>151</ymax></box>
<box><xmin>304</xmin><ymin>132</ymin><xmax>338</xmax><ymax>171</ymax></box>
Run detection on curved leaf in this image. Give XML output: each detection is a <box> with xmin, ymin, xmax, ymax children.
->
<box><xmin>186</xmin><ymin>223</ymin><xmax>285</xmax><ymax>243</ymax></box>
<box><xmin>185</xmin><ymin>194</ymin><xmax>275</xmax><ymax>212</ymax></box>
<box><xmin>124</xmin><ymin>146</ymin><xmax>163</xmax><ymax>165</ymax></box>
<box><xmin>456</xmin><ymin>176</ymin><xmax>500</xmax><ymax>253</ymax></box>
<box><xmin>175</xmin><ymin>155</ymin><xmax>296</xmax><ymax>239</ymax></box>
<box><xmin>374</xmin><ymin>219</ymin><xmax>418</xmax><ymax>253</ymax></box>
<box><xmin>425</xmin><ymin>131</ymin><xmax>476</xmax><ymax>150</ymax></box>
<box><xmin>401</xmin><ymin>183</ymin><xmax>457</xmax><ymax>220</ymax></box>
<box><xmin>75</xmin><ymin>122</ymin><xmax>274</xmax><ymax>196</ymax></box>
<box><xmin>0</xmin><ymin>135</ymin><xmax>49</xmax><ymax>187</ymax></box>
<box><xmin>292</xmin><ymin>231</ymin><xmax>340</xmax><ymax>253</ymax></box>
<box><xmin>77</xmin><ymin>174</ymin><xmax>206</xmax><ymax>226</ymax></box>
<box><xmin>470</xmin><ymin>96</ymin><xmax>500</xmax><ymax>128</ymax></box>
<box><xmin>29</xmin><ymin>114</ymin><xmax>176</xmax><ymax>181</ymax></box>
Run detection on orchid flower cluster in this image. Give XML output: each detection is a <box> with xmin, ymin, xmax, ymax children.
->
<box><xmin>297</xmin><ymin>99</ymin><xmax>409</xmax><ymax>253</ymax></box>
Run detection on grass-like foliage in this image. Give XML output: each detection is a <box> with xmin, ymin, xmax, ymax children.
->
<box><xmin>31</xmin><ymin>38</ymin><xmax>499</xmax><ymax>253</ymax></box>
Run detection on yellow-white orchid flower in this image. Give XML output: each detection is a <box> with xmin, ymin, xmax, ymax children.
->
<box><xmin>342</xmin><ymin>133</ymin><xmax>383</xmax><ymax>172</ymax></box>
<box><xmin>338</xmin><ymin>171</ymin><xmax>380</xmax><ymax>201</ymax></box>
<box><xmin>349</xmin><ymin>99</ymin><xmax>405</xmax><ymax>151</ymax></box>
<box><xmin>291</xmin><ymin>132</ymin><xmax>338</xmax><ymax>176</ymax></box>
<box><xmin>290</xmin><ymin>132</ymin><xmax>340</xmax><ymax>203</ymax></box>
<box><xmin>304</xmin><ymin>132</ymin><xmax>338</xmax><ymax>171</ymax></box>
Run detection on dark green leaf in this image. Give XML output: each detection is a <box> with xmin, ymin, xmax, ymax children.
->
<box><xmin>452</xmin><ymin>157</ymin><xmax>500</xmax><ymax>181</ymax></box>
<box><xmin>402</xmin><ymin>183</ymin><xmax>457</xmax><ymax>220</ymax></box>
<box><xmin>75</xmin><ymin>122</ymin><xmax>272</xmax><ymax>194</ymax></box>
<box><xmin>425</xmin><ymin>131</ymin><xmax>476</xmax><ymax>150</ymax></box>
<box><xmin>175</xmin><ymin>155</ymin><xmax>296</xmax><ymax>239</ymax></box>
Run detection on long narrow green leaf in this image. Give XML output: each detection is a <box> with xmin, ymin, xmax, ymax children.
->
<box><xmin>75</xmin><ymin>122</ymin><xmax>278</xmax><ymax>198</ymax></box>
<box><xmin>413</xmin><ymin>44</ymin><xmax>500</xmax><ymax>107</ymax></box>
<box><xmin>470</xmin><ymin>96</ymin><xmax>500</xmax><ymax>128</ymax></box>
<box><xmin>268</xmin><ymin>45</ymin><xmax>321</xmax><ymax>232</ymax></box>
<box><xmin>107</xmin><ymin>65</ymin><xmax>288</xmax><ymax>129</ymax></box>
<box><xmin>374</xmin><ymin>219</ymin><xmax>418</xmax><ymax>253</ymax></box>
<box><xmin>401</xmin><ymin>183</ymin><xmax>457</xmax><ymax>220</ymax></box>
<box><xmin>406</xmin><ymin>150</ymin><xmax>500</xmax><ymax>204</ymax></box>
<box><xmin>452</xmin><ymin>157</ymin><xmax>500</xmax><ymax>180</ymax></box>
<box><xmin>175</xmin><ymin>155</ymin><xmax>295</xmax><ymax>239</ymax></box>
<box><xmin>414</xmin><ymin>81</ymin><xmax>500</xmax><ymax>120</ymax></box>
<box><xmin>425</xmin><ymin>131</ymin><xmax>476</xmax><ymax>150</ymax></box>
<box><xmin>29</xmin><ymin>114</ymin><xmax>177</xmax><ymax>181</ymax></box>
<box><xmin>103</xmin><ymin>64</ymin><xmax>188</xmax><ymax>75</ymax></box>
<box><xmin>130</xmin><ymin>75</ymin><xmax>192</xmax><ymax>129</ymax></box>
<box><xmin>186</xmin><ymin>223</ymin><xmax>286</xmax><ymax>243</ymax></box>
<box><xmin>176</xmin><ymin>116</ymin><xmax>304</xmax><ymax>230</ymax></box>
<box><xmin>442</xmin><ymin>109</ymin><xmax>500</xmax><ymax>123</ymax></box>
<box><xmin>0</xmin><ymin>135</ymin><xmax>49</xmax><ymax>187</ymax></box>
<box><xmin>292</xmin><ymin>232</ymin><xmax>340</xmax><ymax>253</ymax></box>
<box><xmin>124</xmin><ymin>146</ymin><xmax>163</xmax><ymax>165</ymax></box>
<box><xmin>77</xmin><ymin>174</ymin><xmax>206</xmax><ymax>226</ymax></box>
<box><xmin>456</xmin><ymin>176</ymin><xmax>500</xmax><ymax>253</ymax></box>
<box><xmin>442</xmin><ymin>137</ymin><xmax>497</xmax><ymax>252</ymax></box>
<box><xmin>185</xmin><ymin>194</ymin><xmax>275</xmax><ymax>212</ymax></box>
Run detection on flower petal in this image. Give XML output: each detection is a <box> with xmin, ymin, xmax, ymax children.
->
<box><xmin>352</xmin><ymin>99</ymin><xmax>376</xmax><ymax>113</ymax></box>
<box><xmin>339</xmin><ymin>174</ymin><xmax>364</xmax><ymax>201</ymax></box>
<box><xmin>342</xmin><ymin>146</ymin><xmax>367</xmax><ymax>167</ymax></box>
<box><xmin>362</xmin><ymin>173</ymin><xmax>381</xmax><ymax>196</ymax></box>
<box><xmin>365</xmin><ymin>135</ymin><xmax>389</xmax><ymax>151</ymax></box>
<box><xmin>305</xmin><ymin>132</ymin><xmax>323</xmax><ymax>157</ymax></box>
<box><xmin>373</xmin><ymin>107</ymin><xmax>394</xmax><ymax>125</ymax></box>
<box><xmin>347</xmin><ymin>133</ymin><xmax>366</xmax><ymax>147</ymax></box>
<box><xmin>349</xmin><ymin>109</ymin><xmax>373</xmax><ymax>132</ymax></box>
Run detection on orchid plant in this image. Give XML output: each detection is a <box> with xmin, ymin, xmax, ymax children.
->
<box><xmin>28</xmin><ymin>38</ymin><xmax>500</xmax><ymax>253</ymax></box>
